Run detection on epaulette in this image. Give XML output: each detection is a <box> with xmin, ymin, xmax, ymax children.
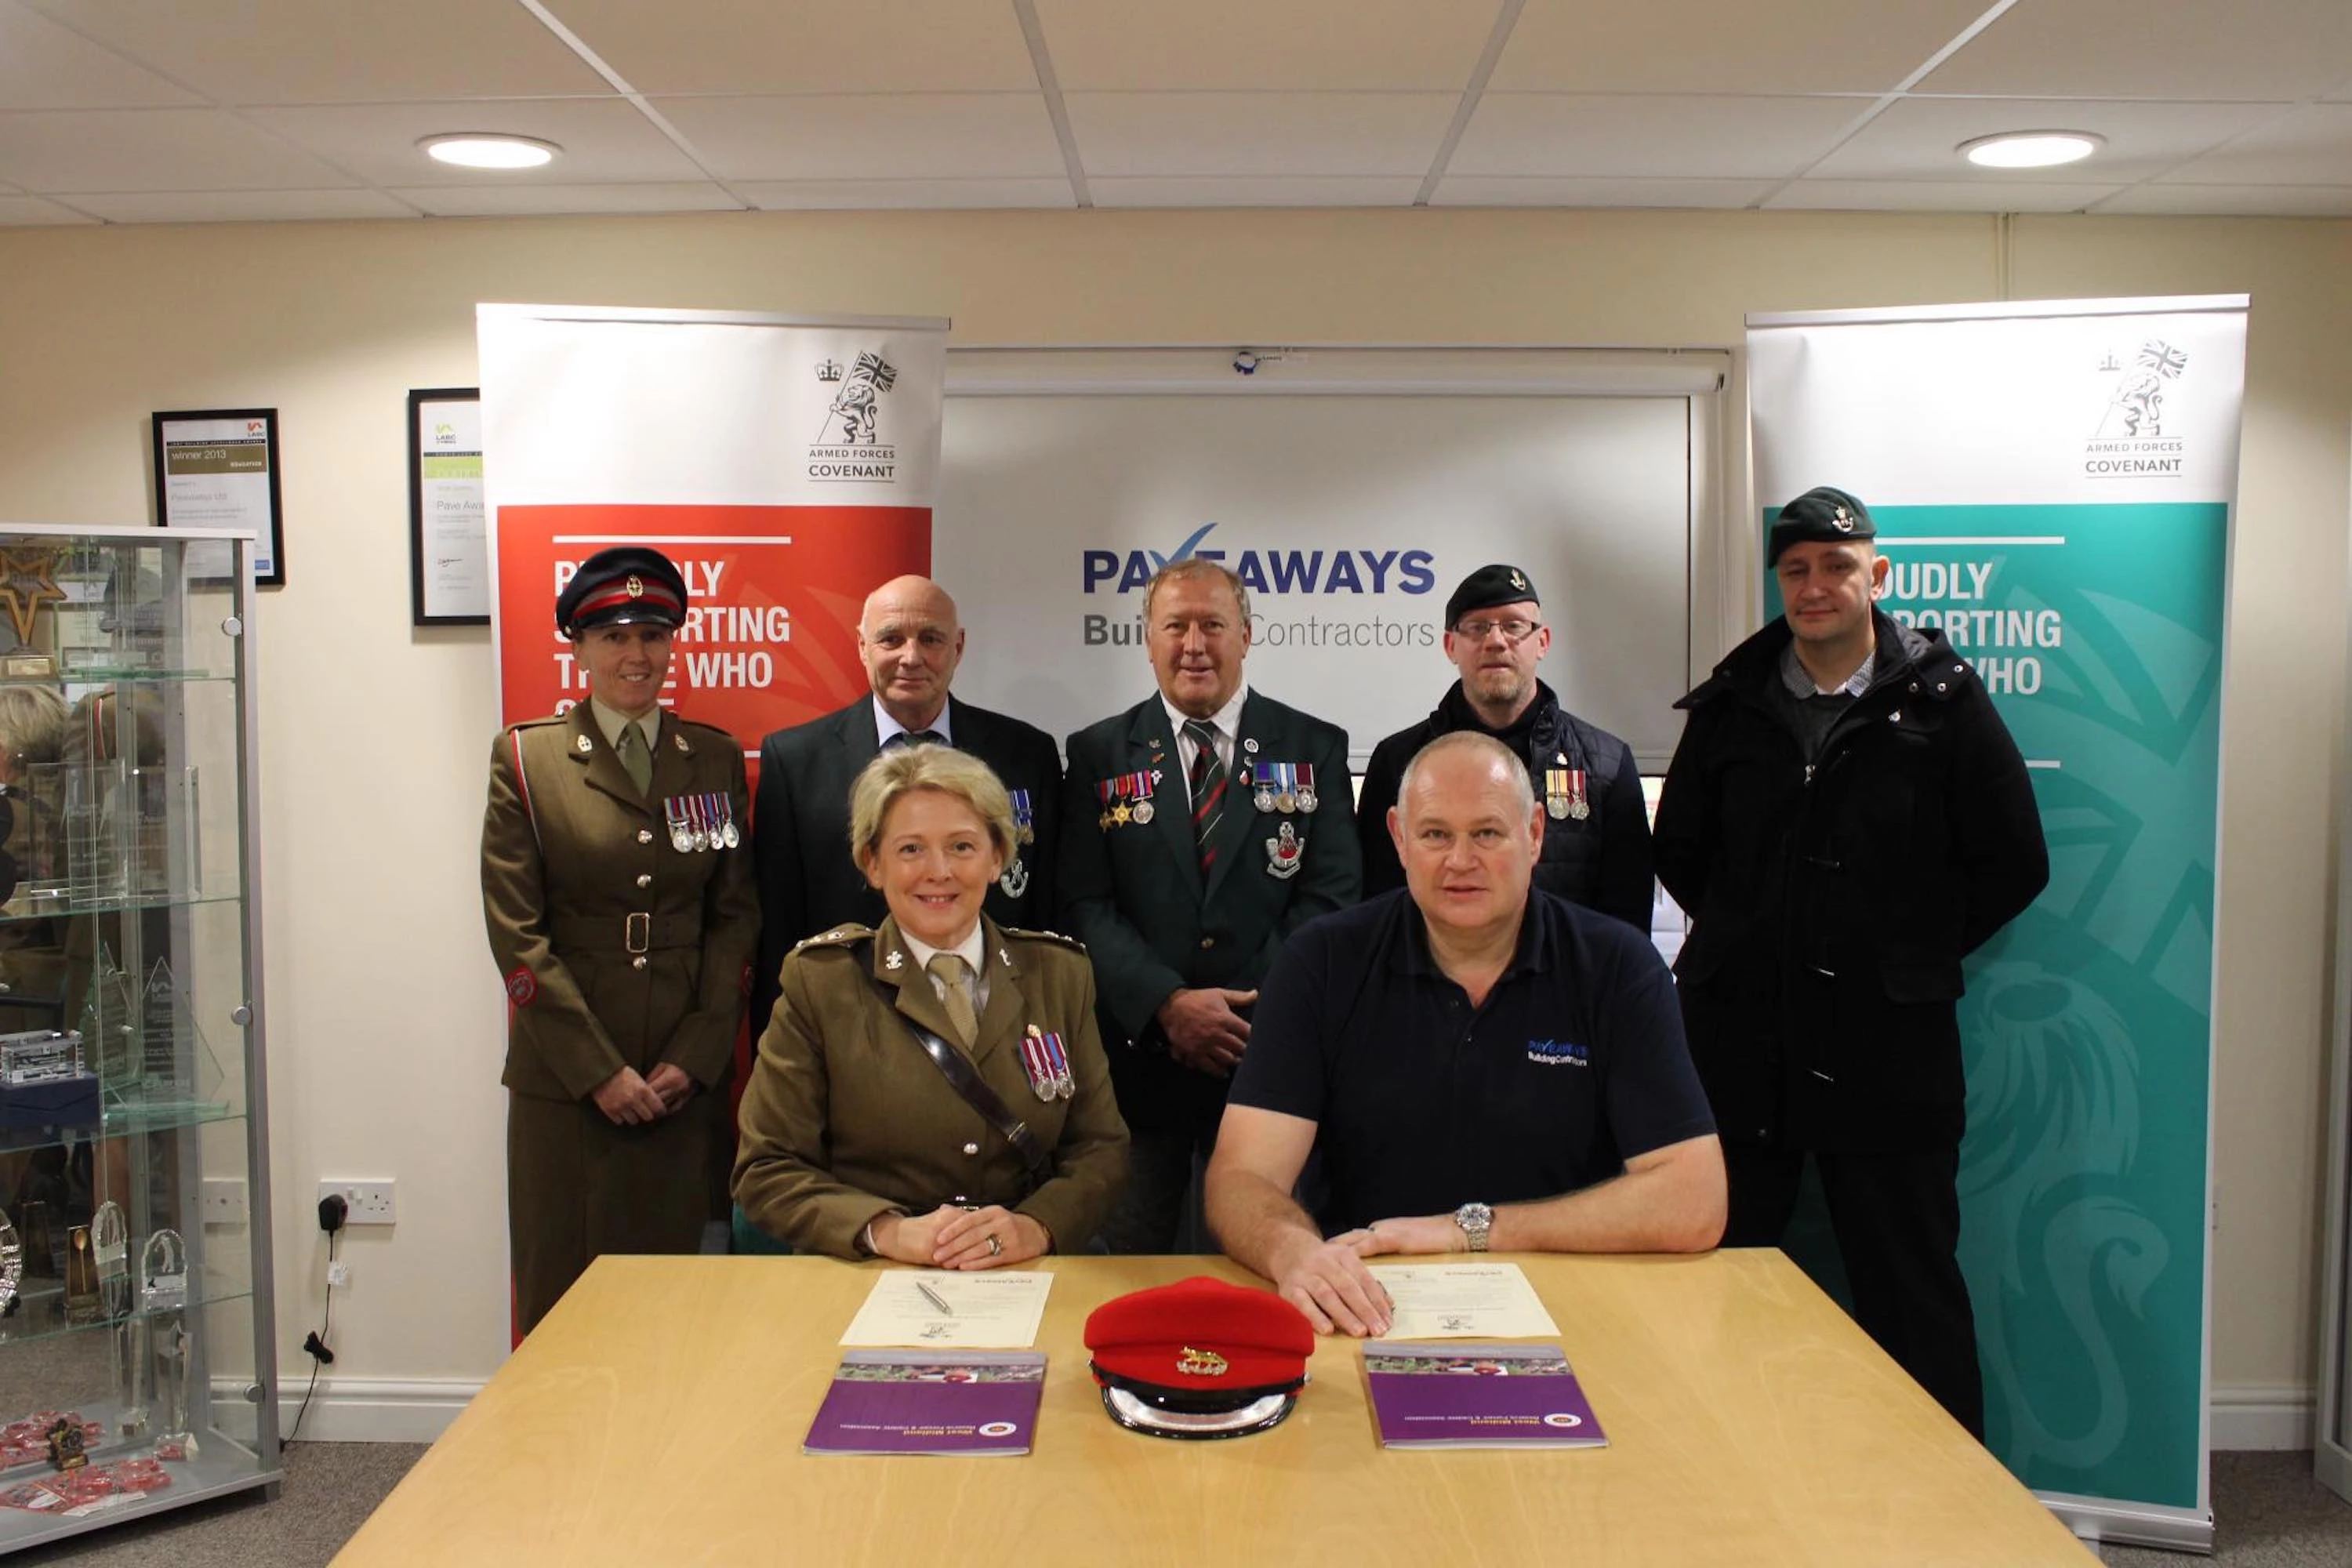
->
<box><xmin>508</xmin><ymin>713</ymin><xmax>568</xmax><ymax>731</ymax></box>
<box><xmin>1003</xmin><ymin>926</ymin><xmax>1088</xmax><ymax>955</ymax></box>
<box><xmin>793</xmin><ymin>924</ymin><xmax>875</xmax><ymax>953</ymax></box>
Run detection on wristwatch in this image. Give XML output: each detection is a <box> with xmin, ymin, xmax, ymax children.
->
<box><xmin>1453</xmin><ymin>1202</ymin><xmax>1494</xmax><ymax>1254</ymax></box>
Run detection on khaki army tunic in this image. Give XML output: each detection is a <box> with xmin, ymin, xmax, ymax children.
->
<box><xmin>734</xmin><ymin>914</ymin><xmax>1129</xmax><ymax>1259</ymax></box>
<box><xmin>481</xmin><ymin>703</ymin><xmax>759</xmax><ymax>1334</ymax></box>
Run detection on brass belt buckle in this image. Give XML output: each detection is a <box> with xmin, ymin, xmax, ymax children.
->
<box><xmin>626</xmin><ymin>913</ymin><xmax>651</xmax><ymax>954</ymax></box>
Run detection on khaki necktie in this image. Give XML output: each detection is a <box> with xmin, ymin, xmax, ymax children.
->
<box><xmin>615</xmin><ymin>720</ymin><xmax>653</xmax><ymax>795</ymax></box>
<box><xmin>926</xmin><ymin>953</ymin><xmax>978</xmax><ymax>1050</ymax></box>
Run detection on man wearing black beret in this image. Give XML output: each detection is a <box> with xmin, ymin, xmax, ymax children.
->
<box><xmin>1653</xmin><ymin>485</ymin><xmax>2049</xmax><ymax>1439</ymax></box>
<box><xmin>1355</xmin><ymin>563</ymin><xmax>1653</xmax><ymax>932</ymax></box>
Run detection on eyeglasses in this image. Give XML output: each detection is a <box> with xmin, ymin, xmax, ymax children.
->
<box><xmin>1454</xmin><ymin>618</ymin><xmax>1542</xmax><ymax>644</ymax></box>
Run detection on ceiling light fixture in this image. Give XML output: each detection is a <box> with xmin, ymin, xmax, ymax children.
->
<box><xmin>420</xmin><ymin>134</ymin><xmax>561</xmax><ymax>171</ymax></box>
<box><xmin>1958</xmin><ymin>131</ymin><xmax>2103</xmax><ymax>170</ymax></box>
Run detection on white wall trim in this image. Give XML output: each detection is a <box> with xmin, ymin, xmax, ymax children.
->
<box><xmin>278</xmin><ymin>1377</ymin><xmax>481</xmax><ymax>1445</ymax></box>
<box><xmin>2209</xmin><ymin>1384</ymin><xmax>2315</xmax><ymax>1450</ymax></box>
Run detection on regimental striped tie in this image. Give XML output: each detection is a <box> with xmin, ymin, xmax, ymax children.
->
<box><xmin>1183</xmin><ymin>718</ymin><xmax>1225</xmax><ymax>880</ymax></box>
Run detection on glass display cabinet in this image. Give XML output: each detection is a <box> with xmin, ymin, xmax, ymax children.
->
<box><xmin>0</xmin><ymin>523</ymin><xmax>276</xmax><ymax>1549</ymax></box>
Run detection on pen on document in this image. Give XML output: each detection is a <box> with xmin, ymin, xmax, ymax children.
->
<box><xmin>916</xmin><ymin>1281</ymin><xmax>955</xmax><ymax>1316</ymax></box>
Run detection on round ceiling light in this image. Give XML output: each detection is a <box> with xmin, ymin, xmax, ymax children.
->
<box><xmin>1958</xmin><ymin>131</ymin><xmax>2103</xmax><ymax>169</ymax></box>
<box><xmin>420</xmin><ymin>134</ymin><xmax>561</xmax><ymax>171</ymax></box>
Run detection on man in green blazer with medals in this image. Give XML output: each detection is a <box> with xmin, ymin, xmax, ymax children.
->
<box><xmin>752</xmin><ymin>576</ymin><xmax>1062</xmax><ymax>1039</ymax></box>
<box><xmin>1060</xmin><ymin>558</ymin><xmax>1361</xmax><ymax>1253</ymax></box>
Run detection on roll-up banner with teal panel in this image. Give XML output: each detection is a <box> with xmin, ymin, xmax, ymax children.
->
<box><xmin>1746</xmin><ymin>297</ymin><xmax>2245</xmax><ymax>1547</ymax></box>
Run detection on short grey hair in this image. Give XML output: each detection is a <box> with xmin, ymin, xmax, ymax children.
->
<box><xmin>1142</xmin><ymin>557</ymin><xmax>1251</xmax><ymax>626</ymax></box>
<box><xmin>1395</xmin><ymin>731</ymin><xmax>1535</xmax><ymax>821</ymax></box>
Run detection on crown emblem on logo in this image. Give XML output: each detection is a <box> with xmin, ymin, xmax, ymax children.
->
<box><xmin>1175</xmin><ymin>1347</ymin><xmax>1229</xmax><ymax>1377</ymax></box>
<box><xmin>625</xmin><ymin>575</ymin><xmax>644</xmax><ymax>597</ymax></box>
<box><xmin>815</xmin><ymin>358</ymin><xmax>844</xmax><ymax>383</ymax></box>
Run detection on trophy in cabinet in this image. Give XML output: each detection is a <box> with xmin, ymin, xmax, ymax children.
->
<box><xmin>143</xmin><ymin>1229</ymin><xmax>194</xmax><ymax>1461</ymax></box>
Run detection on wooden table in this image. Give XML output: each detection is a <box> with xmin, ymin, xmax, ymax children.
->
<box><xmin>336</xmin><ymin>1251</ymin><xmax>2095</xmax><ymax>1566</ymax></box>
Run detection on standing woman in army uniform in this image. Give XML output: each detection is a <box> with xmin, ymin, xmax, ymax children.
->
<box><xmin>481</xmin><ymin>547</ymin><xmax>759</xmax><ymax>1335</ymax></box>
<box><xmin>734</xmin><ymin>745</ymin><xmax>1127</xmax><ymax>1264</ymax></box>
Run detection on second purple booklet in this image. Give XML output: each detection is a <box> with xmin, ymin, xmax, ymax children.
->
<box><xmin>1365</xmin><ymin>1341</ymin><xmax>1607</xmax><ymax>1450</ymax></box>
<box><xmin>804</xmin><ymin>1350</ymin><xmax>1047</xmax><ymax>1456</ymax></box>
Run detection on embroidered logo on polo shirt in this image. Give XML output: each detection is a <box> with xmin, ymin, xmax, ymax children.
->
<box><xmin>1526</xmin><ymin>1040</ymin><xmax>1588</xmax><ymax>1068</ymax></box>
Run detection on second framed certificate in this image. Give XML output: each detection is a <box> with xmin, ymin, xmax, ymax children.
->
<box><xmin>408</xmin><ymin>388</ymin><xmax>487</xmax><ymax>625</ymax></box>
<box><xmin>151</xmin><ymin>408</ymin><xmax>284</xmax><ymax>586</ymax></box>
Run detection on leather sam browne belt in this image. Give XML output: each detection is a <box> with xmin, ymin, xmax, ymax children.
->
<box><xmin>548</xmin><ymin>912</ymin><xmax>702</xmax><ymax>953</ymax></box>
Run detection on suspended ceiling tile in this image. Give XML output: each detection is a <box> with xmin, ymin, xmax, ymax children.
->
<box><xmin>0</xmin><ymin>191</ymin><xmax>93</xmax><ymax>223</ymax></box>
<box><xmin>1491</xmin><ymin>0</ymin><xmax>1993</xmax><ymax>95</ymax></box>
<box><xmin>57</xmin><ymin>187</ymin><xmax>419</xmax><ymax>221</ymax></box>
<box><xmin>1763</xmin><ymin>178</ymin><xmax>2123</xmax><ymax>212</ymax></box>
<box><xmin>1919</xmin><ymin>0</ymin><xmax>2352</xmax><ymax>100</ymax></box>
<box><xmin>2153</xmin><ymin>103</ymin><xmax>2352</xmax><ymax>185</ymax></box>
<box><xmin>247</xmin><ymin>99</ymin><xmax>705</xmax><ymax>186</ymax></box>
<box><xmin>1088</xmin><ymin>174</ymin><xmax>1425</xmax><ymax>206</ymax></box>
<box><xmin>1808</xmin><ymin>96</ymin><xmax>2279</xmax><ymax>183</ymax></box>
<box><xmin>1035</xmin><ymin>0</ymin><xmax>1493</xmax><ymax>90</ymax></box>
<box><xmin>1430</xmin><ymin>174</ymin><xmax>1773</xmax><ymax>207</ymax></box>
<box><xmin>0</xmin><ymin>3</ymin><xmax>199</xmax><ymax>109</ymax></box>
<box><xmin>23</xmin><ymin>0</ymin><xmax>611</xmax><ymax>103</ymax></box>
<box><xmin>2096</xmin><ymin>182</ymin><xmax>2352</xmax><ymax>216</ymax></box>
<box><xmin>0</xmin><ymin>107</ymin><xmax>349</xmax><ymax>191</ymax></box>
<box><xmin>1450</xmin><ymin>93</ymin><xmax>1863</xmax><ymax>179</ymax></box>
<box><xmin>1063</xmin><ymin>91</ymin><xmax>1457</xmax><ymax>176</ymax></box>
<box><xmin>547</xmin><ymin>0</ymin><xmax>1040</xmax><ymax>94</ymax></box>
<box><xmin>388</xmin><ymin>180</ymin><xmax>745</xmax><ymax>216</ymax></box>
<box><xmin>739</xmin><ymin>176</ymin><xmax>1075</xmax><ymax>209</ymax></box>
<box><xmin>654</xmin><ymin>93</ymin><xmax>1065</xmax><ymax>180</ymax></box>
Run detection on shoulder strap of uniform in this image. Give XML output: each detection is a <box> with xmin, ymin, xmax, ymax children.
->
<box><xmin>793</xmin><ymin>923</ymin><xmax>876</xmax><ymax>954</ymax></box>
<box><xmin>1002</xmin><ymin>926</ymin><xmax>1087</xmax><ymax>955</ymax></box>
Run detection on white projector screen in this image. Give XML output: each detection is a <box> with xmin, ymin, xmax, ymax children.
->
<box><xmin>935</xmin><ymin>350</ymin><xmax>1714</xmax><ymax>769</ymax></box>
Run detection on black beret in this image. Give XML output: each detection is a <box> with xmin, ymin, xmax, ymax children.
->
<box><xmin>1444</xmin><ymin>564</ymin><xmax>1541</xmax><ymax>629</ymax></box>
<box><xmin>1766</xmin><ymin>486</ymin><xmax>1875</xmax><ymax>566</ymax></box>
<box><xmin>556</xmin><ymin>546</ymin><xmax>688</xmax><ymax>637</ymax></box>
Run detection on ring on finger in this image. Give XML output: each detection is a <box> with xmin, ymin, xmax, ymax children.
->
<box><xmin>986</xmin><ymin>1234</ymin><xmax>1002</xmax><ymax>1258</ymax></box>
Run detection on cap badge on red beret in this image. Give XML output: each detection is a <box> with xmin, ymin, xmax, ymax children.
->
<box><xmin>1177</xmin><ymin>1348</ymin><xmax>1228</xmax><ymax>1377</ymax></box>
<box><xmin>626</xmin><ymin>575</ymin><xmax>645</xmax><ymax>597</ymax></box>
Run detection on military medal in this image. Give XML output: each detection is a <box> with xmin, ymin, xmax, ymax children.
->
<box><xmin>1250</xmin><ymin>761</ymin><xmax>1276</xmax><ymax>814</ymax></box>
<box><xmin>1129</xmin><ymin>772</ymin><xmax>1157</xmax><ymax>824</ymax></box>
<box><xmin>1272</xmin><ymin>762</ymin><xmax>1298</xmax><ymax>815</ymax></box>
<box><xmin>690</xmin><ymin>795</ymin><xmax>712</xmax><ymax>851</ymax></box>
<box><xmin>1296</xmin><ymin>763</ymin><xmax>1319</xmax><ymax>814</ymax></box>
<box><xmin>665</xmin><ymin>797</ymin><xmax>694</xmax><ymax>853</ymax></box>
<box><xmin>1265</xmin><ymin>821</ymin><xmax>1303</xmax><ymax>880</ymax></box>
<box><xmin>1020</xmin><ymin>1024</ymin><xmax>1076</xmax><ymax>1103</ymax></box>
<box><xmin>717</xmin><ymin>793</ymin><xmax>742</xmax><ymax>849</ymax></box>
<box><xmin>1544</xmin><ymin>764</ymin><xmax>1589</xmax><ymax>822</ymax></box>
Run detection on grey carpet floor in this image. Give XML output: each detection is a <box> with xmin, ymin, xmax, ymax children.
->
<box><xmin>0</xmin><ymin>1443</ymin><xmax>2343</xmax><ymax>1564</ymax></box>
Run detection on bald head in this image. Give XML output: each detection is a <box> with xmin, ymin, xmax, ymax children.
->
<box><xmin>858</xmin><ymin>575</ymin><xmax>966</xmax><ymax>731</ymax></box>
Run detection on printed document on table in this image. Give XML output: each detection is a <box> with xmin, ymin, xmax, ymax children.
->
<box><xmin>840</xmin><ymin>1270</ymin><xmax>1054</xmax><ymax>1348</ymax></box>
<box><xmin>1367</xmin><ymin>1262</ymin><xmax>1561</xmax><ymax>1339</ymax></box>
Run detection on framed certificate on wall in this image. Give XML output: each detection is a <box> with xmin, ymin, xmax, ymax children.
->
<box><xmin>151</xmin><ymin>407</ymin><xmax>284</xmax><ymax>586</ymax></box>
<box><xmin>408</xmin><ymin>388</ymin><xmax>487</xmax><ymax>625</ymax></box>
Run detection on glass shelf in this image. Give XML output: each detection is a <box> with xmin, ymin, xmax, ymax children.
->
<box><xmin>0</xmin><ymin>887</ymin><xmax>240</xmax><ymax>927</ymax></box>
<box><xmin>0</xmin><ymin>1279</ymin><xmax>254</xmax><ymax>1354</ymax></box>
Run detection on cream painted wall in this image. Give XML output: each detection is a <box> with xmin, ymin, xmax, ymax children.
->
<box><xmin>0</xmin><ymin>208</ymin><xmax>2342</xmax><ymax>1422</ymax></box>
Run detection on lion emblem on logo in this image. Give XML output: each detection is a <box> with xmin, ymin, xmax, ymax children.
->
<box><xmin>2096</xmin><ymin>340</ymin><xmax>2188</xmax><ymax>439</ymax></box>
<box><xmin>818</xmin><ymin>350</ymin><xmax>898</xmax><ymax>445</ymax></box>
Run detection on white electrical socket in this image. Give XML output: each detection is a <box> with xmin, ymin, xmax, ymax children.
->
<box><xmin>200</xmin><ymin>1178</ymin><xmax>246</xmax><ymax>1225</ymax></box>
<box><xmin>318</xmin><ymin>1179</ymin><xmax>397</xmax><ymax>1225</ymax></box>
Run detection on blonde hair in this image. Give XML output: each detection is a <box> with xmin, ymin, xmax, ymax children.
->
<box><xmin>0</xmin><ymin>685</ymin><xmax>69</xmax><ymax>778</ymax></box>
<box><xmin>847</xmin><ymin>743</ymin><xmax>1017</xmax><ymax>873</ymax></box>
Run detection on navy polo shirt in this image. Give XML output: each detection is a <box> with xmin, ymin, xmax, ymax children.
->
<box><xmin>1229</xmin><ymin>888</ymin><xmax>1715</xmax><ymax>1233</ymax></box>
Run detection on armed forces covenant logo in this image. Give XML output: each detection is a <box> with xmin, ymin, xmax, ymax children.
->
<box><xmin>809</xmin><ymin>350</ymin><xmax>900</xmax><ymax>481</ymax></box>
<box><xmin>2084</xmin><ymin>339</ymin><xmax>2189</xmax><ymax>477</ymax></box>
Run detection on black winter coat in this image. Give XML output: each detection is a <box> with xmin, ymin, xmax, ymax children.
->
<box><xmin>1653</xmin><ymin>612</ymin><xmax>2049</xmax><ymax>1151</ymax></box>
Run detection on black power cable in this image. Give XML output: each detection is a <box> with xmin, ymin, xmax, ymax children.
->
<box><xmin>286</xmin><ymin>1195</ymin><xmax>347</xmax><ymax>1443</ymax></box>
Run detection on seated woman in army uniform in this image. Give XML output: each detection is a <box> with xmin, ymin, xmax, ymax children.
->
<box><xmin>734</xmin><ymin>745</ymin><xmax>1127</xmax><ymax>1265</ymax></box>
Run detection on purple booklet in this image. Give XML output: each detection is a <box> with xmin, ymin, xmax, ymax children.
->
<box><xmin>803</xmin><ymin>1350</ymin><xmax>1047</xmax><ymax>1456</ymax></box>
<box><xmin>1364</xmin><ymin>1341</ymin><xmax>1607</xmax><ymax>1450</ymax></box>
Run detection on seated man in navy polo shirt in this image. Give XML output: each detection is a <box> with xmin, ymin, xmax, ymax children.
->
<box><xmin>1205</xmin><ymin>731</ymin><xmax>1726</xmax><ymax>1335</ymax></box>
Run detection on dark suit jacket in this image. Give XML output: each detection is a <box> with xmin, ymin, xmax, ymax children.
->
<box><xmin>1058</xmin><ymin>689</ymin><xmax>1361</xmax><ymax>1133</ymax></box>
<box><xmin>752</xmin><ymin>695</ymin><xmax>1063</xmax><ymax>1037</ymax></box>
